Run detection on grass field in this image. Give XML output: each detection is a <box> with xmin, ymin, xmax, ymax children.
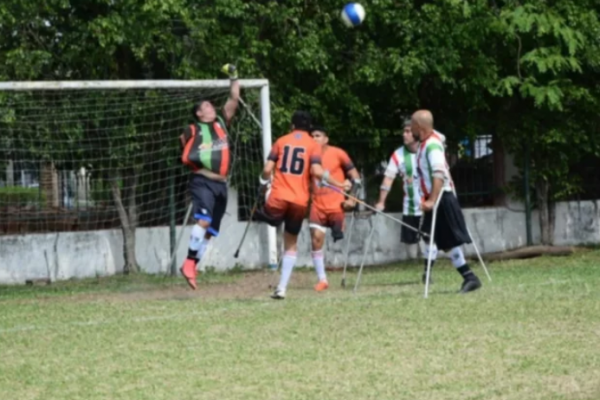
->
<box><xmin>1</xmin><ymin>249</ymin><xmax>599</xmax><ymax>400</ymax></box>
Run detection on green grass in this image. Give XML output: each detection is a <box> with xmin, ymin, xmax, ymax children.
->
<box><xmin>1</xmin><ymin>250</ymin><xmax>599</xmax><ymax>400</ymax></box>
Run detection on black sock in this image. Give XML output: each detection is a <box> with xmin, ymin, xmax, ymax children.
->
<box><xmin>457</xmin><ymin>264</ymin><xmax>475</xmax><ymax>280</ymax></box>
<box><xmin>423</xmin><ymin>259</ymin><xmax>435</xmax><ymax>272</ymax></box>
<box><xmin>187</xmin><ymin>249</ymin><xmax>198</xmax><ymax>261</ymax></box>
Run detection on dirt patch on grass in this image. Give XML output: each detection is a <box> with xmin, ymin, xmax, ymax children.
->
<box><xmin>110</xmin><ymin>270</ymin><xmax>323</xmax><ymax>302</ymax></box>
<box><xmin>4</xmin><ymin>270</ymin><xmax>325</xmax><ymax>305</ymax></box>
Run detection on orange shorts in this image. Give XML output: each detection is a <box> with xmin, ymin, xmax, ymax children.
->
<box><xmin>309</xmin><ymin>207</ymin><xmax>345</xmax><ymax>241</ymax></box>
<box><xmin>263</xmin><ymin>197</ymin><xmax>307</xmax><ymax>235</ymax></box>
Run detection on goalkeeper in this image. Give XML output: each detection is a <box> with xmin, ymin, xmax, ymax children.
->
<box><xmin>178</xmin><ymin>64</ymin><xmax>240</xmax><ymax>290</ymax></box>
<box><xmin>309</xmin><ymin>126</ymin><xmax>361</xmax><ymax>292</ymax></box>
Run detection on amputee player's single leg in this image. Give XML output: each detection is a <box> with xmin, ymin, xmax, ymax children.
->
<box><xmin>309</xmin><ymin>206</ymin><xmax>328</xmax><ymax>291</ymax></box>
<box><xmin>402</xmin><ymin>214</ymin><xmax>438</xmax><ymax>284</ymax></box>
<box><xmin>271</xmin><ymin>199</ymin><xmax>307</xmax><ymax>300</ymax></box>
<box><xmin>422</xmin><ymin>192</ymin><xmax>481</xmax><ymax>293</ymax></box>
<box><xmin>181</xmin><ymin>175</ymin><xmax>224</xmax><ymax>290</ymax></box>
<box><xmin>309</xmin><ymin>208</ymin><xmax>346</xmax><ymax>291</ymax></box>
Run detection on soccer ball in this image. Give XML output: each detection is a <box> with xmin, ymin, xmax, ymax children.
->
<box><xmin>341</xmin><ymin>3</ymin><xmax>366</xmax><ymax>28</ymax></box>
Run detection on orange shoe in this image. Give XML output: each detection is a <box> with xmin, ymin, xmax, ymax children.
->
<box><xmin>314</xmin><ymin>280</ymin><xmax>329</xmax><ymax>292</ymax></box>
<box><xmin>180</xmin><ymin>259</ymin><xmax>197</xmax><ymax>290</ymax></box>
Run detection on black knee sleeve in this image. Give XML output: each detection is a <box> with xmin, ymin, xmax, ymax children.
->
<box><xmin>331</xmin><ymin>227</ymin><xmax>344</xmax><ymax>242</ymax></box>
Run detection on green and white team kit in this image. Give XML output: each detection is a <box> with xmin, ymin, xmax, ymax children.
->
<box><xmin>385</xmin><ymin>146</ymin><xmax>422</xmax><ymax>216</ymax></box>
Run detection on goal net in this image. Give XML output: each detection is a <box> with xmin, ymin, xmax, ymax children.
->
<box><xmin>0</xmin><ymin>80</ymin><xmax>277</xmax><ymax>273</ymax></box>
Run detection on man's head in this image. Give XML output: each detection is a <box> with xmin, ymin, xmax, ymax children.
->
<box><xmin>310</xmin><ymin>125</ymin><xmax>329</xmax><ymax>146</ymax></box>
<box><xmin>402</xmin><ymin>118</ymin><xmax>416</xmax><ymax>146</ymax></box>
<box><xmin>192</xmin><ymin>98</ymin><xmax>217</xmax><ymax>123</ymax></box>
<box><xmin>411</xmin><ymin>109</ymin><xmax>434</xmax><ymax>142</ymax></box>
<box><xmin>291</xmin><ymin>110</ymin><xmax>312</xmax><ymax>132</ymax></box>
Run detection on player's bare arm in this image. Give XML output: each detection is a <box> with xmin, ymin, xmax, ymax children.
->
<box><xmin>375</xmin><ymin>176</ymin><xmax>394</xmax><ymax>211</ymax></box>
<box><xmin>221</xmin><ymin>64</ymin><xmax>240</xmax><ymax>125</ymax></box>
<box><xmin>422</xmin><ymin>175</ymin><xmax>443</xmax><ymax>211</ymax></box>
<box><xmin>342</xmin><ymin>165</ymin><xmax>360</xmax><ymax>209</ymax></box>
<box><xmin>261</xmin><ymin>160</ymin><xmax>275</xmax><ymax>182</ymax></box>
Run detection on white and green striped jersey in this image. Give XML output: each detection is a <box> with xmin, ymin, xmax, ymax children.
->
<box><xmin>384</xmin><ymin>146</ymin><xmax>422</xmax><ymax>216</ymax></box>
<box><xmin>415</xmin><ymin>132</ymin><xmax>453</xmax><ymax>198</ymax></box>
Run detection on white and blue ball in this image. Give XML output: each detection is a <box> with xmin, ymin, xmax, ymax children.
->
<box><xmin>341</xmin><ymin>3</ymin><xmax>366</xmax><ymax>28</ymax></box>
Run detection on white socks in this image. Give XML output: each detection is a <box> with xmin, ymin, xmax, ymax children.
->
<box><xmin>189</xmin><ymin>224</ymin><xmax>206</xmax><ymax>252</ymax></box>
<box><xmin>312</xmin><ymin>250</ymin><xmax>327</xmax><ymax>281</ymax></box>
<box><xmin>277</xmin><ymin>251</ymin><xmax>297</xmax><ymax>291</ymax></box>
<box><xmin>422</xmin><ymin>243</ymin><xmax>438</xmax><ymax>261</ymax></box>
<box><xmin>449</xmin><ymin>246</ymin><xmax>466</xmax><ymax>268</ymax></box>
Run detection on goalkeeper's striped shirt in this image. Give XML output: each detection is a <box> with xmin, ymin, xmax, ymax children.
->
<box><xmin>416</xmin><ymin>132</ymin><xmax>454</xmax><ymax>198</ymax></box>
<box><xmin>384</xmin><ymin>146</ymin><xmax>422</xmax><ymax>216</ymax></box>
<box><xmin>181</xmin><ymin>115</ymin><xmax>231</xmax><ymax>177</ymax></box>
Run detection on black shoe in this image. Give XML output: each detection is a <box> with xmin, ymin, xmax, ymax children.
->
<box><xmin>459</xmin><ymin>276</ymin><xmax>482</xmax><ymax>294</ymax></box>
<box><xmin>421</xmin><ymin>272</ymin><xmax>433</xmax><ymax>285</ymax></box>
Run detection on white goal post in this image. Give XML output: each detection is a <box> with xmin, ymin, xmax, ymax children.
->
<box><xmin>0</xmin><ymin>79</ymin><xmax>278</xmax><ymax>272</ymax></box>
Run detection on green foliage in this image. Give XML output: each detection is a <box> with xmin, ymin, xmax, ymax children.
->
<box><xmin>0</xmin><ymin>186</ymin><xmax>45</xmax><ymax>207</ymax></box>
<box><xmin>1</xmin><ymin>0</ymin><xmax>599</xmax><ymax>203</ymax></box>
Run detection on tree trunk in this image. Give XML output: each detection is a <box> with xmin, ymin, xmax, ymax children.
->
<box><xmin>40</xmin><ymin>161</ymin><xmax>59</xmax><ymax>208</ymax></box>
<box><xmin>536</xmin><ymin>178</ymin><xmax>552</xmax><ymax>245</ymax></box>
<box><xmin>110</xmin><ymin>170</ymin><xmax>139</xmax><ymax>274</ymax></box>
<box><xmin>548</xmin><ymin>199</ymin><xmax>556</xmax><ymax>246</ymax></box>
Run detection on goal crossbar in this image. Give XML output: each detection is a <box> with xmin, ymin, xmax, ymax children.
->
<box><xmin>0</xmin><ymin>79</ymin><xmax>269</xmax><ymax>91</ymax></box>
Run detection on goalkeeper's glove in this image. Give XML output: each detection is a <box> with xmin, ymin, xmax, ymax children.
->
<box><xmin>221</xmin><ymin>63</ymin><xmax>238</xmax><ymax>80</ymax></box>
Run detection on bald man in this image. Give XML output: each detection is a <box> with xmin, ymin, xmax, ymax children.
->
<box><xmin>411</xmin><ymin>110</ymin><xmax>482</xmax><ymax>294</ymax></box>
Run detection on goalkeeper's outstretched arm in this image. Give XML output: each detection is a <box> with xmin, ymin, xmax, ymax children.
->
<box><xmin>221</xmin><ymin>63</ymin><xmax>240</xmax><ymax>125</ymax></box>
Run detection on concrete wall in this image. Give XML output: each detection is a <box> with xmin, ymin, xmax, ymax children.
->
<box><xmin>1</xmin><ymin>197</ymin><xmax>599</xmax><ymax>285</ymax></box>
<box><xmin>0</xmin><ymin>190</ymin><xmax>270</xmax><ymax>285</ymax></box>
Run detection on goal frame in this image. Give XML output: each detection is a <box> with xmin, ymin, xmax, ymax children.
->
<box><xmin>0</xmin><ymin>79</ymin><xmax>279</xmax><ymax>271</ymax></box>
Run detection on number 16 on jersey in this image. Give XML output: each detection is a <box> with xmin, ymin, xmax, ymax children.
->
<box><xmin>280</xmin><ymin>145</ymin><xmax>306</xmax><ymax>175</ymax></box>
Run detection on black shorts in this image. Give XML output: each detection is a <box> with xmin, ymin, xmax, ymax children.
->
<box><xmin>421</xmin><ymin>191</ymin><xmax>472</xmax><ymax>250</ymax></box>
<box><xmin>189</xmin><ymin>174</ymin><xmax>227</xmax><ymax>236</ymax></box>
<box><xmin>401</xmin><ymin>215</ymin><xmax>422</xmax><ymax>244</ymax></box>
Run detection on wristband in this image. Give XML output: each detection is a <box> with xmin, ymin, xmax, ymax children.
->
<box><xmin>380</xmin><ymin>185</ymin><xmax>391</xmax><ymax>191</ymax></box>
<box><xmin>259</xmin><ymin>175</ymin><xmax>270</xmax><ymax>185</ymax></box>
<box><xmin>321</xmin><ymin>170</ymin><xmax>330</xmax><ymax>185</ymax></box>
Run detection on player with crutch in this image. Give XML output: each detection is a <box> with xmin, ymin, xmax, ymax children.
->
<box><xmin>308</xmin><ymin>126</ymin><xmax>362</xmax><ymax>292</ymax></box>
<box><xmin>375</xmin><ymin>118</ymin><xmax>438</xmax><ymax>285</ymax></box>
<box><xmin>411</xmin><ymin>110</ymin><xmax>483</xmax><ymax>294</ymax></box>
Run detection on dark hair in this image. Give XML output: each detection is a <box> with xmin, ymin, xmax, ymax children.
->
<box><xmin>191</xmin><ymin>98</ymin><xmax>213</xmax><ymax>121</ymax></box>
<box><xmin>311</xmin><ymin>125</ymin><xmax>327</xmax><ymax>136</ymax></box>
<box><xmin>291</xmin><ymin>110</ymin><xmax>312</xmax><ymax>131</ymax></box>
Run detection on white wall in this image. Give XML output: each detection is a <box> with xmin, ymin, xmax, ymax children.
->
<box><xmin>1</xmin><ymin>197</ymin><xmax>599</xmax><ymax>285</ymax></box>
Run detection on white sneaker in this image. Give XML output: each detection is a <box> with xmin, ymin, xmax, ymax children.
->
<box><xmin>271</xmin><ymin>288</ymin><xmax>286</xmax><ymax>299</ymax></box>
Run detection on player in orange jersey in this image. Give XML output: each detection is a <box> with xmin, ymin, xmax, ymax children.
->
<box><xmin>254</xmin><ymin>111</ymin><xmax>351</xmax><ymax>299</ymax></box>
<box><xmin>309</xmin><ymin>126</ymin><xmax>361</xmax><ymax>292</ymax></box>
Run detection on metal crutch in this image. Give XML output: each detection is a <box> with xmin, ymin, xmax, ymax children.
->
<box><xmin>340</xmin><ymin>212</ymin><xmax>357</xmax><ymax>288</ymax></box>
<box><xmin>353</xmin><ymin>216</ymin><xmax>377</xmax><ymax>294</ymax></box>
